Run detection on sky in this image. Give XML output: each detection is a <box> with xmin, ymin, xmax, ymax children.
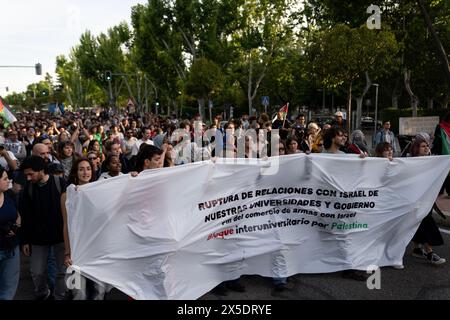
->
<box><xmin>0</xmin><ymin>0</ymin><xmax>147</xmax><ymax>95</ymax></box>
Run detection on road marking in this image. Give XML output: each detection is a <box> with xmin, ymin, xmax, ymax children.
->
<box><xmin>439</xmin><ymin>228</ymin><xmax>450</xmax><ymax>235</ymax></box>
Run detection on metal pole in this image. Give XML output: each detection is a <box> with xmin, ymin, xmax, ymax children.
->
<box><xmin>137</xmin><ymin>74</ymin><xmax>141</xmax><ymax>113</ymax></box>
<box><xmin>144</xmin><ymin>78</ymin><xmax>148</xmax><ymax>113</ymax></box>
<box><xmin>0</xmin><ymin>65</ymin><xmax>35</xmax><ymax>68</ymax></box>
<box><xmin>373</xmin><ymin>84</ymin><xmax>379</xmax><ymax>148</ymax></box>
<box><xmin>108</xmin><ymin>80</ymin><xmax>114</xmax><ymax>110</ymax></box>
<box><xmin>209</xmin><ymin>106</ymin><xmax>212</xmax><ymax>125</ymax></box>
<box><xmin>322</xmin><ymin>88</ymin><xmax>325</xmax><ymax>112</ymax></box>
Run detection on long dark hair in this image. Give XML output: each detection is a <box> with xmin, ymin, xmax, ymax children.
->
<box><xmin>375</xmin><ymin>142</ymin><xmax>392</xmax><ymax>157</ymax></box>
<box><xmin>410</xmin><ymin>137</ymin><xmax>429</xmax><ymax>157</ymax></box>
<box><xmin>68</xmin><ymin>158</ymin><xmax>95</xmax><ymax>185</ymax></box>
<box><xmin>57</xmin><ymin>141</ymin><xmax>77</xmax><ymax>160</ymax></box>
<box><xmin>0</xmin><ymin>167</ymin><xmax>6</xmax><ymax>183</ymax></box>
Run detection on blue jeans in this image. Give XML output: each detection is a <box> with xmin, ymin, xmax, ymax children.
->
<box><xmin>30</xmin><ymin>243</ymin><xmax>66</xmax><ymax>300</ymax></box>
<box><xmin>0</xmin><ymin>246</ymin><xmax>20</xmax><ymax>300</ymax></box>
<box><xmin>47</xmin><ymin>247</ymin><xmax>56</xmax><ymax>290</ymax></box>
<box><xmin>273</xmin><ymin>277</ymin><xmax>287</xmax><ymax>285</ymax></box>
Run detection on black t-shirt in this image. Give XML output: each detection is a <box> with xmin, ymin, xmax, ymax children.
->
<box><xmin>0</xmin><ymin>193</ymin><xmax>18</xmax><ymax>250</ymax></box>
<box><xmin>20</xmin><ymin>175</ymin><xmax>67</xmax><ymax>245</ymax></box>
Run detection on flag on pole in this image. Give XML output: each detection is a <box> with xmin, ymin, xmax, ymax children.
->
<box><xmin>272</xmin><ymin>103</ymin><xmax>289</xmax><ymax>123</ymax></box>
<box><xmin>440</xmin><ymin>121</ymin><xmax>450</xmax><ymax>155</ymax></box>
<box><xmin>0</xmin><ymin>97</ymin><xmax>18</xmax><ymax>127</ymax></box>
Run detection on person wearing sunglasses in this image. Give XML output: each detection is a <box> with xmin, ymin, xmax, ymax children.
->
<box><xmin>87</xmin><ymin>151</ymin><xmax>102</xmax><ymax>181</ymax></box>
<box><xmin>311</xmin><ymin>134</ymin><xmax>324</xmax><ymax>153</ymax></box>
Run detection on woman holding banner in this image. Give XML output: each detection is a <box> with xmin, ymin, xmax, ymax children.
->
<box><xmin>410</xmin><ymin>136</ymin><xmax>446</xmax><ymax>265</ymax></box>
<box><xmin>62</xmin><ymin>158</ymin><xmax>107</xmax><ymax>300</ymax></box>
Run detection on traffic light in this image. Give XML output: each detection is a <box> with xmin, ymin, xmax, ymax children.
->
<box><xmin>42</xmin><ymin>90</ymin><xmax>47</xmax><ymax>96</ymax></box>
<box><xmin>105</xmin><ymin>71</ymin><xmax>112</xmax><ymax>81</ymax></box>
<box><xmin>35</xmin><ymin>63</ymin><xmax>42</xmax><ymax>75</ymax></box>
<box><xmin>5</xmin><ymin>87</ymin><xmax>8</xmax><ymax>92</ymax></box>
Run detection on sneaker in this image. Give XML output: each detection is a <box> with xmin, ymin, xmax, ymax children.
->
<box><xmin>392</xmin><ymin>265</ymin><xmax>405</xmax><ymax>270</ymax></box>
<box><xmin>412</xmin><ymin>247</ymin><xmax>426</xmax><ymax>259</ymax></box>
<box><xmin>426</xmin><ymin>252</ymin><xmax>446</xmax><ymax>265</ymax></box>
<box><xmin>35</xmin><ymin>289</ymin><xmax>52</xmax><ymax>301</ymax></box>
<box><xmin>342</xmin><ymin>270</ymin><xmax>369</xmax><ymax>281</ymax></box>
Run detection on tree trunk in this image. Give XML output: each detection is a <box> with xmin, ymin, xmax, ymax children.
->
<box><xmin>248</xmin><ymin>57</ymin><xmax>253</xmax><ymax>116</ymax></box>
<box><xmin>417</xmin><ymin>0</ymin><xmax>450</xmax><ymax>92</ymax></box>
<box><xmin>172</xmin><ymin>99</ymin><xmax>178</xmax><ymax>116</ymax></box>
<box><xmin>347</xmin><ymin>82</ymin><xmax>353</xmax><ymax>133</ymax></box>
<box><xmin>392</xmin><ymin>95</ymin><xmax>399</xmax><ymax>109</ymax></box>
<box><xmin>356</xmin><ymin>97</ymin><xmax>363</xmax><ymax>129</ymax></box>
<box><xmin>166</xmin><ymin>98</ymin><xmax>171</xmax><ymax>116</ymax></box>
<box><xmin>427</xmin><ymin>98</ymin><xmax>434</xmax><ymax>110</ymax></box>
<box><xmin>354</xmin><ymin>72</ymin><xmax>372</xmax><ymax>129</ymax></box>
<box><xmin>391</xmin><ymin>77</ymin><xmax>401</xmax><ymax>109</ymax></box>
<box><xmin>441</xmin><ymin>95</ymin><xmax>449</xmax><ymax>109</ymax></box>
<box><xmin>198</xmin><ymin>98</ymin><xmax>205</xmax><ymax>120</ymax></box>
<box><xmin>404</xmin><ymin>69</ymin><xmax>419</xmax><ymax>117</ymax></box>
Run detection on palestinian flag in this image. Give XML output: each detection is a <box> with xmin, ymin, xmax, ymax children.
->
<box><xmin>440</xmin><ymin>121</ymin><xmax>450</xmax><ymax>155</ymax></box>
<box><xmin>272</xmin><ymin>103</ymin><xmax>289</xmax><ymax>122</ymax></box>
<box><xmin>0</xmin><ymin>96</ymin><xmax>18</xmax><ymax>127</ymax></box>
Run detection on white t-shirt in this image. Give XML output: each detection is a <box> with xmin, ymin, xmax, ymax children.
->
<box><xmin>384</xmin><ymin>132</ymin><xmax>392</xmax><ymax>144</ymax></box>
<box><xmin>131</xmin><ymin>139</ymin><xmax>154</xmax><ymax>156</ymax></box>
<box><xmin>124</xmin><ymin>137</ymin><xmax>138</xmax><ymax>160</ymax></box>
<box><xmin>99</xmin><ymin>172</ymin><xmax>124</xmax><ymax>180</ymax></box>
<box><xmin>0</xmin><ymin>151</ymin><xmax>18</xmax><ymax>171</ymax></box>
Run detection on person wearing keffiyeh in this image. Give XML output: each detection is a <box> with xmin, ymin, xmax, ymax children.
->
<box><xmin>347</xmin><ymin>130</ymin><xmax>370</xmax><ymax>156</ymax></box>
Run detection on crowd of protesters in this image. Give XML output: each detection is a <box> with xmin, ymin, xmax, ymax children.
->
<box><xmin>0</xmin><ymin>106</ymin><xmax>448</xmax><ymax>299</ymax></box>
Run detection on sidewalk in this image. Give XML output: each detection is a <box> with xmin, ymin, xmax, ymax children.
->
<box><xmin>433</xmin><ymin>194</ymin><xmax>450</xmax><ymax>228</ymax></box>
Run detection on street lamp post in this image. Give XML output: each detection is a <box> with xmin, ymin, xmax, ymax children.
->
<box><xmin>373</xmin><ymin>83</ymin><xmax>379</xmax><ymax>148</ymax></box>
<box><xmin>0</xmin><ymin>63</ymin><xmax>42</xmax><ymax>75</ymax></box>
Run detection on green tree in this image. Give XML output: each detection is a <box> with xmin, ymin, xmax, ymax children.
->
<box><xmin>185</xmin><ymin>58</ymin><xmax>223</xmax><ymax>119</ymax></box>
<box><xmin>72</xmin><ymin>23</ymin><xmax>132</xmax><ymax>109</ymax></box>
<box><xmin>307</xmin><ymin>24</ymin><xmax>399</xmax><ymax>131</ymax></box>
<box><xmin>131</xmin><ymin>1</ymin><xmax>185</xmax><ymax>115</ymax></box>
<box><xmin>228</xmin><ymin>0</ymin><xmax>296</xmax><ymax>115</ymax></box>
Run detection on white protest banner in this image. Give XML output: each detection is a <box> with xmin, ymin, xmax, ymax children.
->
<box><xmin>66</xmin><ymin>154</ymin><xmax>450</xmax><ymax>299</ymax></box>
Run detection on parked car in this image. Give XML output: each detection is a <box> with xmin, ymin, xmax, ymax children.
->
<box><xmin>361</xmin><ymin>116</ymin><xmax>375</xmax><ymax>128</ymax></box>
<box><xmin>361</xmin><ymin>117</ymin><xmax>382</xmax><ymax>129</ymax></box>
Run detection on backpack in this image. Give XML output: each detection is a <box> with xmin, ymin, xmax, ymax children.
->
<box><xmin>27</xmin><ymin>175</ymin><xmax>63</xmax><ymax>199</ymax></box>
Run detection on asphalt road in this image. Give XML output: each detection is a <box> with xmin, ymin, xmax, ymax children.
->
<box><xmin>14</xmin><ymin>228</ymin><xmax>450</xmax><ymax>300</ymax></box>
